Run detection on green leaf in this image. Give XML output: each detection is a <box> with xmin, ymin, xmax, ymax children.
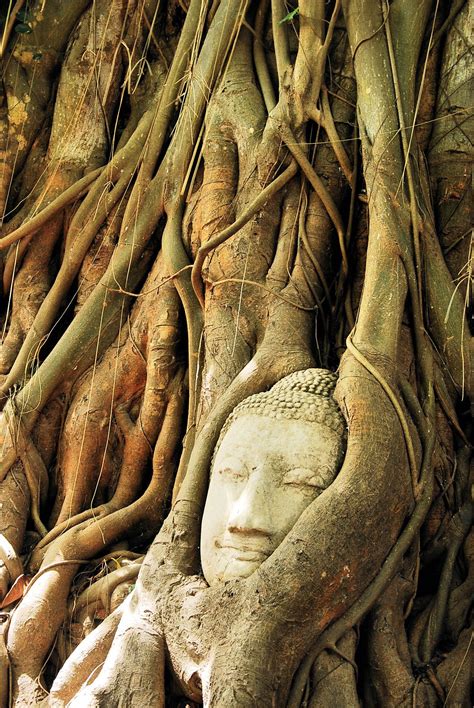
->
<box><xmin>279</xmin><ymin>7</ymin><xmax>299</xmax><ymax>24</ymax></box>
<box><xmin>14</xmin><ymin>22</ymin><xmax>32</xmax><ymax>34</ymax></box>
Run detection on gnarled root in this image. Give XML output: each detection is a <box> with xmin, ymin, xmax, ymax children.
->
<box><xmin>49</xmin><ymin>601</ymin><xmax>125</xmax><ymax>707</ymax></box>
<box><xmin>6</xmin><ymin>368</ymin><xmax>185</xmax><ymax>706</ymax></box>
<box><xmin>0</xmin><ymin>464</ymin><xmax>29</xmax><ymax>600</ymax></box>
<box><xmin>308</xmin><ymin>629</ymin><xmax>359</xmax><ymax>707</ymax></box>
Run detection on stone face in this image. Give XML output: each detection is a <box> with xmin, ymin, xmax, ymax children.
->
<box><xmin>201</xmin><ymin>413</ymin><xmax>344</xmax><ymax>586</ymax></box>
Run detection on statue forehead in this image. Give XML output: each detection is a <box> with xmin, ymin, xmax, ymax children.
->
<box><xmin>213</xmin><ymin>414</ymin><xmax>340</xmax><ymax>456</ymax></box>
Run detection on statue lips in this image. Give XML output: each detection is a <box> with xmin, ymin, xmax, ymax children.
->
<box><xmin>215</xmin><ymin>536</ymin><xmax>273</xmax><ymax>563</ymax></box>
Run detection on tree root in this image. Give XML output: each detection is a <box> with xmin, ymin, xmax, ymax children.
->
<box><xmin>253</xmin><ymin>0</ymin><xmax>276</xmax><ymax>113</ymax></box>
<box><xmin>346</xmin><ymin>333</ymin><xmax>420</xmax><ymax>498</ymax></box>
<box><xmin>0</xmin><ymin>169</ymin><xmax>101</xmax><ymax>251</ymax></box>
<box><xmin>287</xmin><ymin>339</ymin><xmax>436</xmax><ymax>707</ymax></box>
<box><xmin>0</xmin><ymin>463</ymin><xmax>29</xmax><ymax>600</ymax></box>
<box><xmin>191</xmin><ymin>161</ymin><xmax>297</xmax><ymax>307</ymax></box>
<box><xmin>49</xmin><ymin>601</ymin><xmax>125</xmax><ymax>706</ymax></box>
<box><xmin>0</xmin><ymin>535</ymin><xmax>23</xmax><ymax>602</ymax></box>
<box><xmin>6</xmin><ymin>369</ymin><xmax>185</xmax><ymax>704</ymax></box>
<box><xmin>0</xmin><ymin>3</ymin><xmax>470</xmax><ymax>705</ymax></box>
<box><xmin>307</xmin><ymin>630</ymin><xmax>358</xmax><ymax>707</ymax></box>
<box><xmin>69</xmin><ymin>558</ymin><xmax>142</xmax><ymax>619</ymax></box>
<box><xmin>277</xmin><ymin>122</ymin><xmax>348</xmax><ymax>278</ymax></box>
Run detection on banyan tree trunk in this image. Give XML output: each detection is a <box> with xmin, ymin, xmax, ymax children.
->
<box><xmin>0</xmin><ymin>1</ymin><xmax>472</xmax><ymax>706</ymax></box>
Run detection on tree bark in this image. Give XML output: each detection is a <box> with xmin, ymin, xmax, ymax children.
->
<box><xmin>0</xmin><ymin>1</ymin><xmax>471</xmax><ymax>706</ymax></box>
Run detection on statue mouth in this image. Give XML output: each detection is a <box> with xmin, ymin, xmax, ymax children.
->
<box><xmin>215</xmin><ymin>538</ymin><xmax>272</xmax><ymax>561</ymax></box>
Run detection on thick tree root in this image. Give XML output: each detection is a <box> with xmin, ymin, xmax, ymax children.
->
<box><xmin>49</xmin><ymin>602</ymin><xmax>125</xmax><ymax>706</ymax></box>
<box><xmin>0</xmin><ymin>465</ymin><xmax>29</xmax><ymax>600</ymax></box>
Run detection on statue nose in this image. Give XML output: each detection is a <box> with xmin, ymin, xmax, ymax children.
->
<box><xmin>226</xmin><ymin>472</ymin><xmax>272</xmax><ymax>536</ymax></box>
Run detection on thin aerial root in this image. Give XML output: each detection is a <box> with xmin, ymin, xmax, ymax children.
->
<box><xmin>9</xmin><ymin>421</ymin><xmax>48</xmax><ymax>537</ymax></box>
<box><xmin>271</xmin><ymin>0</ymin><xmax>291</xmax><ymax>89</ymax></box>
<box><xmin>70</xmin><ymin>558</ymin><xmax>142</xmax><ymax>618</ymax></box>
<box><xmin>277</xmin><ymin>123</ymin><xmax>348</xmax><ymax>277</ymax></box>
<box><xmin>209</xmin><ymin>277</ymin><xmax>316</xmax><ymax>311</ymax></box>
<box><xmin>254</xmin><ymin>0</ymin><xmax>276</xmax><ymax>113</ymax></box>
<box><xmin>320</xmin><ymin>89</ymin><xmax>353</xmax><ymax>184</ymax></box>
<box><xmin>0</xmin><ymin>0</ymin><xmax>26</xmax><ymax>58</ymax></box>
<box><xmin>0</xmin><ymin>168</ymin><xmax>102</xmax><ymax>251</ymax></box>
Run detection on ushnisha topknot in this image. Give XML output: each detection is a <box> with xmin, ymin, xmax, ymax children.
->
<box><xmin>215</xmin><ymin>368</ymin><xmax>347</xmax><ymax>453</ymax></box>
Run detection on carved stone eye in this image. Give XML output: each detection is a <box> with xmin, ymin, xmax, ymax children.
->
<box><xmin>282</xmin><ymin>468</ymin><xmax>325</xmax><ymax>489</ymax></box>
<box><xmin>218</xmin><ymin>467</ymin><xmax>247</xmax><ymax>482</ymax></box>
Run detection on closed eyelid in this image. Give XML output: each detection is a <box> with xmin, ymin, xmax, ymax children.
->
<box><xmin>215</xmin><ymin>463</ymin><xmax>249</xmax><ymax>480</ymax></box>
<box><xmin>282</xmin><ymin>468</ymin><xmax>329</xmax><ymax>488</ymax></box>
<box><xmin>215</xmin><ymin>457</ymin><xmax>244</xmax><ymax>469</ymax></box>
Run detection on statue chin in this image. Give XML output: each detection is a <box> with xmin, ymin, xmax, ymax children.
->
<box><xmin>200</xmin><ymin>412</ymin><xmax>344</xmax><ymax>586</ymax></box>
<box><xmin>210</xmin><ymin>557</ymin><xmax>264</xmax><ymax>584</ymax></box>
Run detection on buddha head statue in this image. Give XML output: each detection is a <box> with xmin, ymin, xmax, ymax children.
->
<box><xmin>200</xmin><ymin>369</ymin><xmax>347</xmax><ymax>585</ymax></box>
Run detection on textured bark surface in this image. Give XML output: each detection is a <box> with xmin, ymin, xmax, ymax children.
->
<box><xmin>0</xmin><ymin>1</ymin><xmax>472</xmax><ymax>706</ymax></box>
